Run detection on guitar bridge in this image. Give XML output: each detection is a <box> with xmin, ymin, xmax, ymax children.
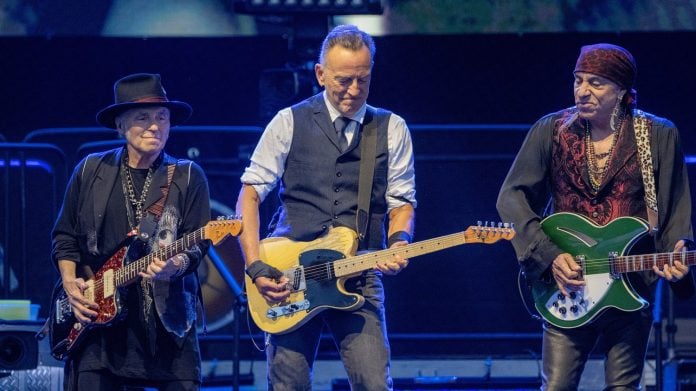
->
<box><xmin>266</xmin><ymin>300</ymin><xmax>310</xmax><ymax>320</ymax></box>
<box><xmin>55</xmin><ymin>295</ymin><xmax>73</xmax><ymax>324</ymax></box>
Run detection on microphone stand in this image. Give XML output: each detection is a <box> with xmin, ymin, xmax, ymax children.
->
<box><xmin>652</xmin><ymin>278</ymin><xmax>664</xmax><ymax>391</ymax></box>
<box><xmin>663</xmin><ymin>286</ymin><xmax>679</xmax><ymax>390</ymax></box>
<box><xmin>207</xmin><ymin>249</ymin><xmax>247</xmax><ymax>391</ymax></box>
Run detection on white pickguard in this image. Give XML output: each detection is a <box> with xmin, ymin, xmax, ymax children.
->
<box><xmin>542</xmin><ymin>273</ymin><xmax>613</xmax><ymax>321</ymax></box>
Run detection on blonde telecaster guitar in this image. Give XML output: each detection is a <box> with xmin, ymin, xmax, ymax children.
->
<box><xmin>246</xmin><ymin>223</ymin><xmax>515</xmax><ymax>334</ymax></box>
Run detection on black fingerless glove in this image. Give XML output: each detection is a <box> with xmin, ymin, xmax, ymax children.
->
<box><xmin>387</xmin><ymin>231</ymin><xmax>412</xmax><ymax>248</ymax></box>
<box><xmin>245</xmin><ymin>260</ymin><xmax>283</xmax><ymax>283</ymax></box>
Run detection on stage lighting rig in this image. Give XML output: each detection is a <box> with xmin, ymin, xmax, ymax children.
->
<box><xmin>232</xmin><ymin>0</ymin><xmax>383</xmax><ymax>15</ymax></box>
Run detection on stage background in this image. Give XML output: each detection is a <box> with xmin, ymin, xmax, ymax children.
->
<box><xmin>2</xmin><ymin>1</ymin><xmax>696</xmax><ymax>362</ymax></box>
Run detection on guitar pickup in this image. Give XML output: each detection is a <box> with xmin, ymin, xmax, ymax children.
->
<box><xmin>283</xmin><ymin>267</ymin><xmax>306</xmax><ymax>292</ymax></box>
<box><xmin>266</xmin><ymin>300</ymin><xmax>310</xmax><ymax>320</ymax></box>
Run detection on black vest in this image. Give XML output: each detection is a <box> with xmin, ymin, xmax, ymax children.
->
<box><xmin>270</xmin><ymin>93</ymin><xmax>390</xmax><ymax>250</ymax></box>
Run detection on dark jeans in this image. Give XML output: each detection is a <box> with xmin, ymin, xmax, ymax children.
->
<box><xmin>541</xmin><ymin>308</ymin><xmax>652</xmax><ymax>391</ymax></box>
<box><xmin>267</xmin><ymin>271</ymin><xmax>393</xmax><ymax>391</ymax></box>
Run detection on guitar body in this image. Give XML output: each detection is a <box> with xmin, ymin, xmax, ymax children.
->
<box><xmin>49</xmin><ymin>246</ymin><xmax>129</xmax><ymax>360</ymax></box>
<box><xmin>246</xmin><ymin>222</ymin><xmax>516</xmax><ymax>334</ymax></box>
<box><xmin>534</xmin><ymin>212</ymin><xmax>650</xmax><ymax>328</ymax></box>
<box><xmin>246</xmin><ymin>227</ymin><xmax>360</xmax><ymax>335</ymax></box>
<box><xmin>48</xmin><ymin>218</ymin><xmax>242</xmax><ymax>360</ymax></box>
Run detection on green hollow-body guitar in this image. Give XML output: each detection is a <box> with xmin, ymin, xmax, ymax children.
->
<box><xmin>534</xmin><ymin>212</ymin><xmax>695</xmax><ymax>328</ymax></box>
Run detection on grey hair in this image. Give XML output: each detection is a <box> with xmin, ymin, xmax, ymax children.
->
<box><xmin>318</xmin><ymin>24</ymin><xmax>376</xmax><ymax>65</ymax></box>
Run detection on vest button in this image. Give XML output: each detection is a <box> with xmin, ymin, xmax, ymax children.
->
<box><xmin>591</xmin><ymin>211</ymin><xmax>599</xmax><ymax>218</ymax></box>
<box><xmin>336</xmin><ymin>172</ymin><xmax>342</xmax><ymax>177</ymax></box>
<box><xmin>334</xmin><ymin>187</ymin><xmax>340</xmax><ymax>192</ymax></box>
<box><xmin>321</xmin><ymin>225</ymin><xmax>327</xmax><ymax>230</ymax></box>
<box><xmin>333</xmin><ymin>215</ymin><xmax>338</xmax><ymax>219</ymax></box>
<box><xmin>334</xmin><ymin>200</ymin><xmax>339</xmax><ymax>205</ymax></box>
<box><xmin>590</xmin><ymin>198</ymin><xmax>598</xmax><ymax>205</ymax></box>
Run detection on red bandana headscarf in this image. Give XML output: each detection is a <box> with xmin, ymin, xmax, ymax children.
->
<box><xmin>574</xmin><ymin>43</ymin><xmax>638</xmax><ymax>108</ymax></box>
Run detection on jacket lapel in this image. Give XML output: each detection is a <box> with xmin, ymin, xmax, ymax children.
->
<box><xmin>92</xmin><ymin>149</ymin><xmax>122</xmax><ymax>234</ymax></box>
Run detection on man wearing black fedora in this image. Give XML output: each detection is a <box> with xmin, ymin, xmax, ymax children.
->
<box><xmin>52</xmin><ymin>73</ymin><xmax>211</xmax><ymax>390</ymax></box>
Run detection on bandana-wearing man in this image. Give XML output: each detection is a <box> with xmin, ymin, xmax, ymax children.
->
<box><xmin>497</xmin><ymin>44</ymin><xmax>694</xmax><ymax>389</ymax></box>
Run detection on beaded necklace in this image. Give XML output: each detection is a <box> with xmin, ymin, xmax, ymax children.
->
<box><xmin>585</xmin><ymin>112</ymin><xmax>625</xmax><ymax>191</ymax></box>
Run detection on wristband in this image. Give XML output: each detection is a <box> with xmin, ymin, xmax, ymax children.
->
<box><xmin>245</xmin><ymin>260</ymin><xmax>283</xmax><ymax>282</ymax></box>
<box><xmin>387</xmin><ymin>231</ymin><xmax>412</xmax><ymax>248</ymax></box>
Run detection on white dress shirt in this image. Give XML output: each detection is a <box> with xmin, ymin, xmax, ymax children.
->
<box><xmin>241</xmin><ymin>92</ymin><xmax>417</xmax><ymax>211</ymax></box>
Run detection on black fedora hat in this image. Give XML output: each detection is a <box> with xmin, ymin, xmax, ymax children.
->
<box><xmin>96</xmin><ymin>73</ymin><xmax>192</xmax><ymax>129</ymax></box>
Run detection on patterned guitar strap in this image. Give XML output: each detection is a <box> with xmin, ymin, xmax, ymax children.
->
<box><xmin>140</xmin><ymin>162</ymin><xmax>177</xmax><ymax>355</ymax></box>
<box><xmin>633</xmin><ymin>109</ymin><xmax>659</xmax><ymax>234</ymax></box>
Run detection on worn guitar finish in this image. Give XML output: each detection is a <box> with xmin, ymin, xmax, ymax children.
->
<box><xmin>534</xmin><ymin>212</ymin><xmax>695</xmax><ymax>328</ymax></box>
<box><xmin>247</xmin><ymin>223</ymin><xmax>515</xmax><ymax>335</ymax></box>
<box><xmin>48</xmin><ymin>218</ymin><xmax>241</xmax><ymax>360</ymax></box>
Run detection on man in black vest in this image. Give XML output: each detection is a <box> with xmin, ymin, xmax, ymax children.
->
<box><xmin>237</xmin><ymin>25</ymin><xmax>416</xmax><ymax>390</ymax></box>
<box><xmin>52</xmin><ymin>73</ymin><xmax>211</xmax><ymax>390</ymax></box>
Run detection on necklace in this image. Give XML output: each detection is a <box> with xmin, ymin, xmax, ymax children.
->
<box><xmin>121</xmin><ymin>151</ymin><xmax>156</xmax><ymax>225</ymax></box>
<box><xmin>585</xmin><ymin>112</ymin><xmax>624</xmax><ymax>191</ymax></box>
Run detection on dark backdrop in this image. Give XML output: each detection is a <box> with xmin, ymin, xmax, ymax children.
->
<box><xmin>2</xmin><ymin>33</ymin><xmax>695</xmax><ymax>354</ymax></box>
<box><xmin>2</xmin><ymin>32</ymin><xmax>696</xmax><ymax>144</ymax></box>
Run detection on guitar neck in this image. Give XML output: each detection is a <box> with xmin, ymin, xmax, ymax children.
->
<box><xmin>615</xmin><ymin>250</ymin><xmax>696</xmax><ymax>273</ymax></box>
<box><xmin>116</xmin><ymin>227</ymin><xmax>206</xmax><ymax>286</ymax></box>
<box><xmin>332</xmin><ymin>231</ymin><xmax>470</xmax><ymax>277</ymax></box>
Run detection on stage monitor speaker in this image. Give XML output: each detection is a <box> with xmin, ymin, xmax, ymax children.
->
<box><xmin>0</xmin><ymin>330</ymin><xmax>38</xmax><ymax>371</ymax></box>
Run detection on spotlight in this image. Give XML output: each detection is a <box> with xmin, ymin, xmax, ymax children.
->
<box><xmin>232</xmin><ymin>0</ymin><xmax>383</xmax><ymax>15</ymax></box>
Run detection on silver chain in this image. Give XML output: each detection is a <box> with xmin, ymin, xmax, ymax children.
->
<box><xmin>124</xmin><ymin>161</ymin><xmax>155</xmax><ymax>222</ymax></box>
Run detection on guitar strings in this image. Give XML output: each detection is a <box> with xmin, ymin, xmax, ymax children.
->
<box><xmin>559</xmin><ymin>251</ymin><xmax>694</xmax><ymax>271</ymax></box>
<box><xmin>86</xmin><ymin>227</ymin><xmax>206</xmax><ymax>298</ymax></box>
<box><xmin>297</xmin><ymin>230</ymin><xmax>512</xmax><ymax>281</ymax></box>
<box><xmin>298</xmin><ymin>233</ymin><xmax>468</xmax><ymax>281</ymax></box>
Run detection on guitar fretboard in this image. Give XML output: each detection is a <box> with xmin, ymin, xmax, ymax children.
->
<box><xmin>115</xmin><ymin>227</ymin><xmax>207</xmax><ymax>286</ymax></box>
<box><xmin>328</xmin><ymin>228</ymin><xmax>507</xmax><ymax>278</ymax></box>
<box><xmin>614</xmin><ymin>251</ymin><xmax>696</xmax><ymax>273</ymax></box>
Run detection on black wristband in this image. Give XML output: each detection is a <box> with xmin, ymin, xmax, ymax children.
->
<box><xmin>387</xmin><ymin>231</ymin><xmax>412</xmax><ymax>248</ymax></box>
<box><xmin>245</xmin><ymin>260</ymin><xmax>283</xmax><ymax>282</ymax></box>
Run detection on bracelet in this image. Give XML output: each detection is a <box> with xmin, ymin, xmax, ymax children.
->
<box><xmin>245</xmin><ymin>260</ymin><xmax>283</xmax><ymax>282</ymax></box>
<box><xmin>174</xmin><ymin>254</ymin><xmax>190</xmax><ymax>277</ymax></box>
<box><xmin>387</xmin><ymin>231</ymin><xmax>412</xmax><ymax>248</ymax></box>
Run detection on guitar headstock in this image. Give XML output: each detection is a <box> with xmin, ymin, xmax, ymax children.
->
<box><xmin>464</xmin><ymin>221</ymin><xmax>515</xmax><ymax>244</ymax></box>
<box><xmin>204</xmin><ymin>217</ymin><xmax>243</xmax><ymax>244</ymax></box>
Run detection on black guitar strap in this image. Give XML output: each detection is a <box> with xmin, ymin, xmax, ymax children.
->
<box><xmin>357</xmin><ymin>109</ymin><xmax>378</xmax><ymax>244</ymax></box>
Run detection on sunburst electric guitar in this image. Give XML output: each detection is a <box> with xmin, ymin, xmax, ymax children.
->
<box><xmin>246</xmin><ymin>223</ymin><xmax>515</xmax><ymax>335</ymax></box>
<box><xmin>48</xmin><ymin>218</ymin><xmax>242</xmax><ymax>360</ymax></box>
<box><xmin>534</xmin><ymin>212</ymin><xmax>696</xmax><ymax>328</ymax></box>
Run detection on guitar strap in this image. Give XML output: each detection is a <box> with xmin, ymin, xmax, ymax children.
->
<box><xmin>138</xmin><ymin>160</ymin><xmax>177</xmax><ymax>355</ymax></box>
<box><xmin>140</xmin><ymin>160</ymin><xmax>209</xmax><ymax>335</ymax></box>
<box><xmin>357</xmin><ymin>108</ymin><xmax>377</xmax><ymax>244</ymax></box>
<box><xmin>632</xmin><ymin>109</ymin><xmax>659</xmax><ymax>233</ymax></box>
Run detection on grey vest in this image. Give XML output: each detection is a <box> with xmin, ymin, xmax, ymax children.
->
<box><xmin>270</xmin><ymin>93</ymin><xmax>390</xmax><ymax>250</ymax></box>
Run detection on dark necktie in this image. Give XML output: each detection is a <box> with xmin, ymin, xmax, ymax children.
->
<box><xmin>334</xmin><ymin>116</ymin><xmax>351</xmax><ymax>151</ymax></box>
